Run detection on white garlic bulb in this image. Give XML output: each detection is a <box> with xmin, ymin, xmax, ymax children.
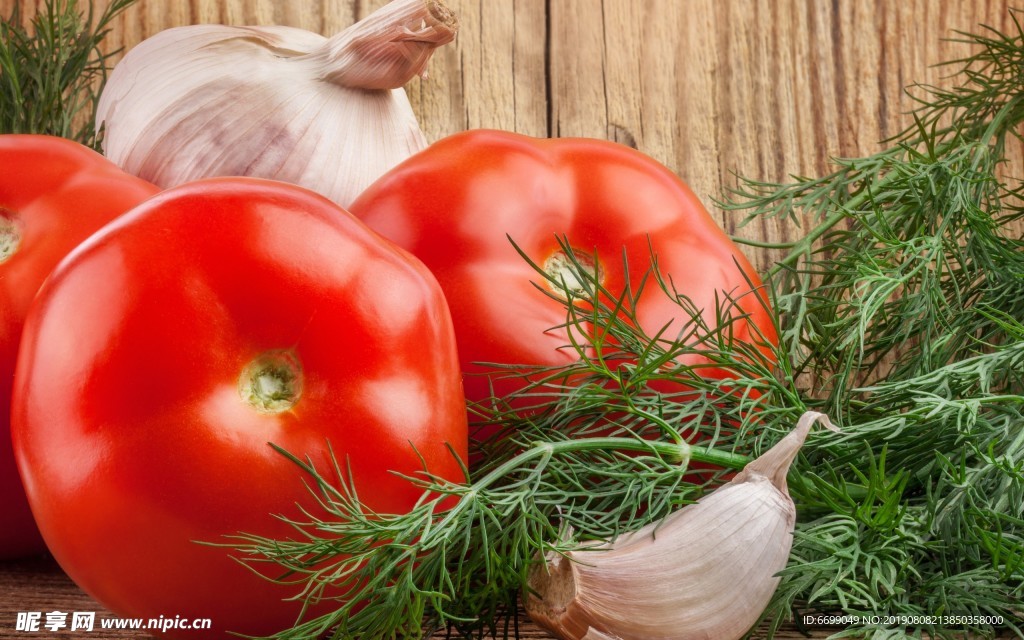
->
<box><xmin>96</xmin><ymin>0</ymin><xmax>458</xmax><ymax>208</ymax></box>
<box><xmin>526</xmin><ymin>411</ymin><xmax>839</xmax><ymax>640</ymax></box>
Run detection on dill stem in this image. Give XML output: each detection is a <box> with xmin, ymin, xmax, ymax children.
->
<box><xmin>767</xmin><ymin>197</ymin><xmax>871</xmax><ymax>278</ymax></box>
<box><xmin>473</xmin><ymin>436</ymin><xmax>750</xmax><ymax>494</ymax></box>
<box><xmin>733</xmin><ymin>238</ymin><xmax>797</xmax><ymax>250</ymax></box>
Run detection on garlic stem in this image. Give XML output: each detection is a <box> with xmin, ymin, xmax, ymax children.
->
<box><xmin>734</xmin><ymin>410</ymin><xmax>837</xmax><ymax>494</ymax></box>
<box><xmin>315</xmin><ymin>0</ymin><xmax>459</xmax><ymax>89</ymax></box>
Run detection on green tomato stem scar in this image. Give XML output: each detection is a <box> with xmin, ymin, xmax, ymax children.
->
<box><xmin>0</xmin><ymin>208</ymin><xmax>22</xmax><ymax>265</ymax></box>
<box><xmin>543</xmin><ymin>248</ymin><xmax>604</xmax><ymax>298</ymax></box>
<box><xmin>239</xmin><ymin>349</ymin><xmax>303</xmax><ymax>414</ymax></box>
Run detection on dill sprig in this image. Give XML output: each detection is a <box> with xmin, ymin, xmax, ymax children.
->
<box><xmin>768</xmin><ymin>341</ymin><xmax>1024</xmax><ymax>639</ymax></box>
<box><xmin>723</xmin><ymin>12</ymin><xmax>1024</xmax><ymax>640</ymax></box>
<box><xmin>226</xmin><ymin>238</ymin><xmax>802</xmax><ymax>640</ymax></box>
<box><xmin>0</xmin><ymin>0</ymin><xmax>137</xmax><ymax>148</ymax></box>
<box><xmin>725</xmin><ymin>16</ymin><xmax>1024</xmax><ymax>411</ymax></box>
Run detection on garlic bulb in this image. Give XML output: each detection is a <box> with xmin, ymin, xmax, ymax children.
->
<box><xmin>96</xmin><ymin>0</ymin><xmax>458</xmax><ymax>208</ymax></box>
<box><xmin>525</xmin><ymin>411</ymin><xmax>839</xmax><ymax>640</ymax></box>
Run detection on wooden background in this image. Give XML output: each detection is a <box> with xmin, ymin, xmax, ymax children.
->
<box><xmin>1</xmin><ymin>0</ymin><xmax>1022</xmax><ymax>638</ymax></box>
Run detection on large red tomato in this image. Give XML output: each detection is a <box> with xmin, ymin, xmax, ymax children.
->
<box><xmin>349</xmin><ymin>130</ymin><xmax>776</xmax><ymax>411</ymax></box>
<box><xmin>11</xmin><ymin>178</ymin><xmax>468</xmax><ymax>638</ymax></box>
<box><xmin>0</xmin><ymin>135</ymin><xmax>159</xmax><ymax>558</ymax></box>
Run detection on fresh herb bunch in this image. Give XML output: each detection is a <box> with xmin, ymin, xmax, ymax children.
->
<box><xmin>0</xmin><ymin>0</ymin><xmax>137</xmax><ymax>148</ymax></box>
<box><xmin>727</xmin><ymin>17</ymin><xmax>1024</xmax><ymax>409</ymax></box>
<box><xmin>725</xmin><ymin>15</ymin><xmax>1024</xmax><ymax>640</ymax></box>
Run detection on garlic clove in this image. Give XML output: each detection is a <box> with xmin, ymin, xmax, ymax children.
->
<box><xmin>96</xmin><ymin>0</ymin><xmax>458</xmax><ymax>208</ymax></box>
<box><xmin>526</xmin><ymin>411</ymin><xmax>838</xmax><ymax>640</ymax></box>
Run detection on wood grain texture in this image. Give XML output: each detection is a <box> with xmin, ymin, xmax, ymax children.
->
<box><xmin>9</xmin><ymin>0</ymin><xmax>1018</xmax><ymax>266</ymax></box>
<box><xmin>1</xmin><ymin>0</ymin><xmax>1022</xmax><ymax>638</ymax></box>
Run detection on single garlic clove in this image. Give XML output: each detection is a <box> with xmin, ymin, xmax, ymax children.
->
<box><xmin>96</xmin><ymin>0</ymin><xmax>458</xmax><ymax>209</ymax></box>
<box><xmin>526</xmin><ymin>411</ymin><xmax>838</xmax><ymax>640</ymax></box>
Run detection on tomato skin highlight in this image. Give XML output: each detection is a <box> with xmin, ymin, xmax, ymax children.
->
<box><xmin>11</xmin><ymin>178</ymin><xmax>468</xmax><ymax>638</ymax></box>
<box><xmin>0</xmin><ymin>134</ymin><xmax>160</xmax><ymax>558</ymax></box>
<box><xmin>350</xmin><ymin>130</ymin><xmax>777</xmax><ymax>411</ymax></box>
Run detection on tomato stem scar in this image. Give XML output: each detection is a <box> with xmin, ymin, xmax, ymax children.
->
<box><xmin>239</xmin><ymin>349</ymin><xmax>303</xmax><ymax>414</ymax></box>
<box><xmin>0</xmin><ymin>208</ymin><xmax>21</xmax><ymax>264</ymax></box>
<box><xmin>543</xmin><ymin>248</ymin><xmax>603</xmax><ymax>299</ymax></box>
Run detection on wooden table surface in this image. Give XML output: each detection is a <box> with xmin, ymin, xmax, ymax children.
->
<box><xmin>2</xmin><ymin>0</ymin><xmax>1023</xmax><ymax>638</ymax></box>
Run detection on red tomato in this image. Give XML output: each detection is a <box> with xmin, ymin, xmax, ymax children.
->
<box><xmin>11</xmin><ymin>178</ymin><xmax>468</xmax><ymax>638</ymax></box>
<box><xmin>349</xmin><ymin>130</ymin><xmax>777</xmax><ymax>416</ymax></box>
<box><xmin>0</xmin><ymin>135</ymin><xmax>160</xmax><ymax>558</ymax></box>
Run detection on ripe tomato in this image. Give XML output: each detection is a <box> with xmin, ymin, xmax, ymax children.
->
<box><xmin>349</xmin><ymin>130</ymin><xmax>777</xmax><ymax>414</ymax></box>
<box><xmin>11</xmin><ymin>178</ymin><xmax>468</xmax><ymax>638</ymax></box>
<box><xmin>0</xmin><ymin>135</ymin><xmax>159</xmax><ymax>558</ymax></box>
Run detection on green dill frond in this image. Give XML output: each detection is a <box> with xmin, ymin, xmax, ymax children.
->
<box><xmin>723</xmin><ymin>11</ymin><xmax>1024</xmax><ymax>639</ymax></box>
<box><xmin>223</xmin><ymin>239</ymin><xmax>803</xmax><ymax>640</ymax></box>
<box><xmin>0</xmin><ymin>0</ymin><xmax>138</xmax><ymax>148</ymax></box>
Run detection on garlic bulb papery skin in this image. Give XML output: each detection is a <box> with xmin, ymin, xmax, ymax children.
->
<box><xmin>96</xmin><ymin>0</ymin><xmax>458</xmax><ymax>208</ymax></box>
<box><xmin>526</xmin><ymin>411</ymin><xmax>839</xmax><ymax>640</ymax></box>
